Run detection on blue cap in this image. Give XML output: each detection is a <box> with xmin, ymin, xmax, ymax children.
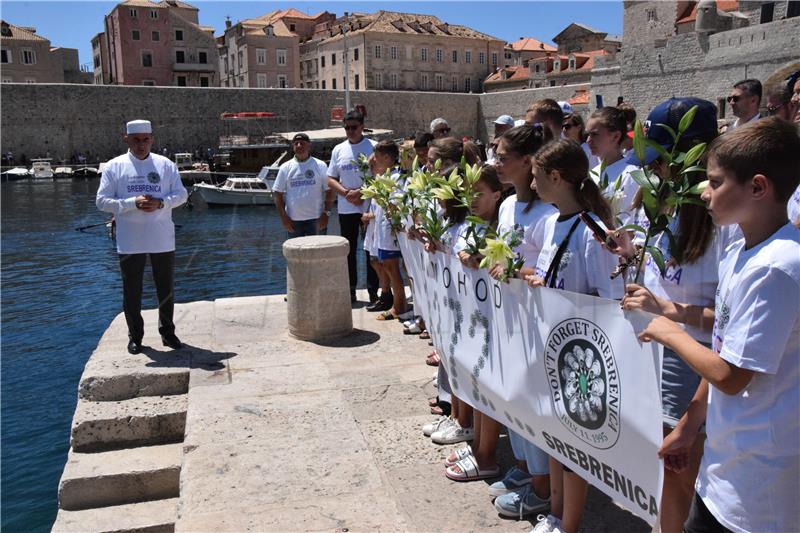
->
<box><xmin>626</xmin><ymin>97</ymin><xmax>718</xmax><ymax>166</ymax></box>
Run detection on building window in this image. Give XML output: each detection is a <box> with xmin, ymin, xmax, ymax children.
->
<box><xmin>452</xmin><ymin>50</ymin><xmax>458</xmax><ymax>63</ymax></box>
<box><xmin>421</xmin><ymin>73</ymin><xmax>429</xmax><ymax>90</ymax></box>
<box><xmin>256</xmin><ymin>48</ymin><xmax>266</xmax><ymax>65</ymax></box>
<box><xmin>374</xmin><ymin>45</ymin><xmax>381</xmax><ymax>59</ymax></box>
<box><xmin>646</xmin><ymin>8</ymin><xmax>657</xmax><ymax>22</ymax></box>
<box><xmin>93</xmin><ymin>54</ymin><xmax>100</xmax><ymax>68</ymax></box>
<box><xmin>177</xmin><ymin>76</ymin><xmax>186</xmax><ymax>87</ymax></box>
<box><xmin>390</xmin><ymin>73</ymin><xmax>397</xmax><ymax>89</ymax></box>
<box><xmin>568</xmin><ymin>58</ymin><xmax>575</xmax><ymax>69</ymax></box>
<box><xmin>142</xmin><ymin>80</ymin><xmax>155</xmax><ymax>86</ymax></box>
<box><xmin>421</xmin><ymin>47</ymin><xmax>428</xmax><ymax>61</ymax></box>
<box><xmin>321</xmin><ymin>80</ymin><xmax>326</xmax><ymax>89</ymax></box>
<box><xmin>354</xmin><ymin>48</ymin><xmax>359</xmax><ymax>61</ymax></box>
<box><xmin>390</xmin><ymin>46</ymin><xmax>397</xmax><ymax>59</ymax></box>
<box><xmin>554</xmin><ymin>59</ymin><xmax>561</xmax><ymax>71</ymax></box>
<box><xmin>435</xmin><ymin>48</ymin><xmax>443</xmax><ymax>62</ymax></box>
<box><xmin>760</xmin><ymin>2</ymin><xmax>775</xmax><ymax>23</ymax></box>
<box><xmin>549</xmin><ymin>80</ymin><xmax>556</xmax><ymax>87</ymax></box>
<box><xmin>332</xmin><ymin>78</ymin><xmax>336</xmax><ymax>89</ymax></box>
<box><xmin>451</xmin><ymin>76</ymin><xmax>458</xmax><ymax>91</ymax></box>
<box><xmin>132</xmin><ymin>30</ymin><xmax>141</xmax><ymax>41</ymax></box>
<box><xmin>321</xmin><ymin>56</ymin><xmax>325</xmax><ymax>68</ymax></box>
<box><xmin>355</xmin><ymin>74</ymin><xmax>359</xmax><ymax>90</ymax></box>
<box><xmin>535</xmin><ymin>64</ymin><xmax>540</xmax><ymax>73</ymax></box>
<box><xmin>277</xmin><ymin>49</ymin><xmax>286</xmax><ymax>66</ymax></box>
<box><xmin>152</xmin><ymin>31</ymin><xmax>160</xmax><ymax>41</ymax></box>
<box><xmin>25</xmin><ymin>78</ymin><xmax>36</xmax><ymax>83</ymax></box>
<box><xmin>491</xmin><ymin>52</ymin><xmax>498</xmax><ymax>66</ymax></box>
<box><xmin>374</xmin><ymin>72</ymin><xmax>382</xmax><ymax>88</ymax></box>
<box><xmin>196</xmin><ymin>51</ymin><xmax>206</xmax><ymax>64</ymax></box>
<box><xmin>176</xmin><ymin>50</ymin><xmax>185</xmax><ymax>63</ymax></box>
<box><xmin>1</xmin><ymin>49</ymin><xmax>10</xmax><ymax>64</ymax></box>
<box><xmin>175</xmin><ymin>29</ymin><xmax>183</xmax><ymax>41</ymax></box>
<box><xmin>465</xmin><ymin>50</ymin><xmax>471</xmax><ymax>63</ymax></box>
<box><xmin>223</xmin><ymin>56</ymin><xmax>229</xmax><ymax>73</ymax></box>
<box><xmin>464</xmin><ymin>77</ymin><xmax>471</xmax><ymax>93</ymax></box>
<box><xmin>265</xmin><ymin>25</ymin><xmax>274</xmax><ymax>37</ymax></box>
<box><xmin>129</xmin><ymin>8</ymin><xmax>138</xmax><ymax>17</ymax></box>
<box><xmin>331</xmin><ymin>53</ymin><xmax>336</xmax><ymax>65</ymax></box>
<box><xmin>479</xmin><ymin>52</ymin><xmax>485</xmax><ymax>64</ymax></box>
<box><xmin>200</xmin><ymin>76</ymin><xmax>209</xmax><ymax>87</ymax></box>
<box><xmin>535</xmin><ymin>83</ymin><xmax>541</xmax><ymax>88</ymax></box>
<box><xmin>149</xmin><ymin>9</ymin><xmax>158</xmax><ymax>19</ymax></box>
<box><xmin>2</xmin><ymin>78</ymin><xmax>12</xmax><ymax>83</ymax></box>
<box><xmin>141</xmin><ymin>51</ymin><xmax>153</xmax><ymax>67</ymax></box>
<box><xmin>289</xmin><ymin>23</ymin><xmax>296</xmax><ymax>32</ymax></box>
<box><xmin>435</xmin><ymin>74</ymin><xmax>443</xmax><ymax>91</ymax></box>
<box><xmin>238</xmin><ymin>50</ymin><xmax>243</xmax><ymax>69</ymax></box>
<box><xmin>278</xmin><ymin>75</ymin><xmax>287</xmax><ymax>88</ymax></box>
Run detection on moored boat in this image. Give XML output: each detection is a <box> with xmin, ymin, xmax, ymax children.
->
<box><xmin>193</xmin><ymin>175</ymin><xmax>274</xmax><ymax>206</ymax></box>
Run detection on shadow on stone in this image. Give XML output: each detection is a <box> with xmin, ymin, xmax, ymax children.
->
<box><xmin>143</xmin><ymin>344</ymin><xmax>237</xmax><ymax>370</ymax></box>
<box><xmin>310</xmin><ymin>328</ymin><xmax>380</xmax><ymax>348</ymax></box>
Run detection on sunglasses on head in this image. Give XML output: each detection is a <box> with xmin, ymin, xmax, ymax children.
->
<box><xmin>726</xmin><ymin>95</ymin><xmax>741</xmax><ymax>103</ymax></box>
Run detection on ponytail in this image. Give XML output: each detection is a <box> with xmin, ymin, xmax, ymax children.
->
<box><xmin>534</xmin><ymin>139</ymin><xmax>615</xmax><ymax>228</ymax></box>
<box><xmin>499</xmin><ymin>123</ymin><xmax>550</xmax><ymax>213</ymax></box>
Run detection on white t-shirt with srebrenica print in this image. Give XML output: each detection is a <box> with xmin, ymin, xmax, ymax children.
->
<box><xmin>533</xmin><ymin>212</ymin><xmax>624</xmax><ymax>299</ymax></box>
<box><xmin>497</xmin><ymin>194</ymin><xmax>557</xmax><ymax>268</ymax></box>
<box><xmin>592</xmin><ymin>158</ymin><xmax>640</xmax><ymax>225</ymax></box>
<box><xmin>696</xmin><ymin>222</ymin><xmax>800</xmax><ymax>533</ymax></box>
<box><xmin>327</xmin><ymin>137</ymin><xmax>376</xmax><ymax>215</ymax></box>
<box><xmin>271</xmin><ymin>156</ymin><xmax>329</xmax><ymax>221</ymax></box>
<box><xmin>788</xmin><ymin>184</ymin><xmax>800</xmax><ymax>226</ymax></box>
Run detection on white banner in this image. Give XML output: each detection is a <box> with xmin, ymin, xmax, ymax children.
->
<box><xmin>399</xmin><ymin>233</ymin><xmax>664</xmax><ymax>526</ymax></box>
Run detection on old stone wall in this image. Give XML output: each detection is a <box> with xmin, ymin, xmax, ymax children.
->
<box><xmin>620</xmin><ymin>16</ymin><xmax>800</xmax><ymax>117</ymax></box>
<box><xmin>0</xmin><ymin>84</ymin><xmax>481</xmax><ymax>161</ymax></box>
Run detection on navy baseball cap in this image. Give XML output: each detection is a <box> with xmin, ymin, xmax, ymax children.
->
<box><xmin>626</xmin><ymin>97</ymin><xmax>718</xmax><ymax>166</ymax></box>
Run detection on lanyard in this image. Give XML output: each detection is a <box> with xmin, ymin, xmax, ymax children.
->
<box><xmin>544</xmin><ymin>216</ymin><xmax>582</xmax><ymax>288</ymax></box>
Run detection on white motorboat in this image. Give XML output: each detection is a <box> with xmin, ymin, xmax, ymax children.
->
<box><xmin>2</xmin><ymin>167</ymin><xmax>31</xmax><ymax>180</ymax></box>
<box><xmin>193</xmin><ymin>175</ymin><xmax>274</xmax><ymax>206</ymax></box>
<box><xmin>54</xmin><ymin>166</ymin><xmax>74</xmax><ymax>179</ymax></box>
<box><xmin>30</xmin><ymin>159</ymin><xmax>54</xmax><ymax>179</ymax></box>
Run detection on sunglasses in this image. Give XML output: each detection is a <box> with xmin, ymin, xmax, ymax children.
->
<box><xmin>344</xmin><ymin>125</ymin><xmax>361</xmax><ymax>131</ymax></box>
<box><xmin>726</xmin><ymin>95</ymin><xmax>741</xmax><ymax>103</ymax></box>
<box><xmin>435</xmin><ymin>127</ymin><xmax>451</xmax><ymax>134</ymax></box>
<box><xmin>766</xmin><ymin>103</ymin><xmax>784</xmax><ymax>115</ymax></box>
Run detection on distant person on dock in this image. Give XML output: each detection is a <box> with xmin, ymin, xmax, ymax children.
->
<box><xmin>96</xmin><ymin>119</ymin><xmax>188</xmax><ymax>355</ymax></box>
<box><xmin>327</xmin><ymin>109</ymin><xmax>379</xmax><ymax>304</ymax></box>
<box><xmin>273</xmin><ymin>132</ymin><xmax>333</xmax><ymax>238</ymax></box>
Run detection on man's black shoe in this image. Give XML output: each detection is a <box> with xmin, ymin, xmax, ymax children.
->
<box><xmin>368</xmin><ymin>291</ymin><xmax>379</xmax><ymax>304</ymax></box>
<box><xmin>162</xmin><ymin>334</ymin><xmax>183</xmax><ymax>350</ymax></box>
<box><xmin>127</xmin><ymin>339</ymin><xmax>142</xmax><ymax>354</ymax></box>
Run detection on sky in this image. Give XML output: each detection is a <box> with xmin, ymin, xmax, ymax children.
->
<box><xmin>0</xmin><ymin>1</ymin><xmax>623</xmax><ymax>68</ymax></box>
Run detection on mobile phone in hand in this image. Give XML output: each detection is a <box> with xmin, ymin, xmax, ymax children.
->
<box><xmin>579</xmin><ymin>211</ymin><xmax>619</xmax><ymax>251</ymax></box>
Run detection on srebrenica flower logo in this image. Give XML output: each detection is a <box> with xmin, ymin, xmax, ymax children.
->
<box><xmin>545</xmin><ymin>318</ymin><xmax>621</xmax><ymax>450</ymax></box>
<box><xmin>147</xmin><ymin>171</ymin><xmax>160</xmax><ymax>184</ymax></box>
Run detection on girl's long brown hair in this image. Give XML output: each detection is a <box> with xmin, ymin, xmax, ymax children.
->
<box><xmin>534</xmin><ymin>139</ymin><xmax>615</xmax><ymax>228</ymax></box>
<box><xmin>499</xmin><ymin>124</ymin><xmax>550</xmax><ymax>213</ymax></box>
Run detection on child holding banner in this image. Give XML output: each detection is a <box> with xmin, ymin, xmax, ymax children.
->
<box><xmin>640</xmin><ymin>118</ymin><xmax>800</xmax><ymax>533</ymax></box>
<box><xmin>526</xmin><ymin>138</ymin><xmax>624</xmax><ymax>533</ymax></box>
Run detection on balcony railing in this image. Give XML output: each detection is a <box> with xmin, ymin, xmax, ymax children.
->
<box><xmin>172</xmin><ymin>62</ymin><xmax>216</xmax><ymax>72</ymax></box>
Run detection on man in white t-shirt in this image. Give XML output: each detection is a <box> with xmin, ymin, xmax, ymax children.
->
<box><xmin>327</xmin><ymin>110</ymin><xmax>378</xmax><ymax>303</ymax></box>
<box><xmin>96</xmin><ymin>120</ymin><xmax>188</xmax><ymax>355</ymax></box>
<box><xmin>273</xmin><ymin>132</ymin><xmax>332</xmax><ymax>238</ymax></box>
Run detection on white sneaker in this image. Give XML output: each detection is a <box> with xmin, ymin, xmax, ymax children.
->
<box><xmin>422</xmin><ymin>416</ymin><xmax>447</xmax><ymax>437</ymax></box>
<box><xmin>530</xmin><ymin>514</ymin><xmax>562</xmax><ymax>533</ymax></box>
<box><xmin>431</xmin><ymin>421</ymin><xmax>474</xmax><ymax>445</ymax></box>
<box><xmin>428</xmin><ymin>417</ymin><xmax>457</xmax><ymax>439</ymax></box>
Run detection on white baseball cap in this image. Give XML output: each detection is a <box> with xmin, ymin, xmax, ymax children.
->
<box><xmin>494</xmin><ymin>114</ymin><xmax>515</xmax><ymax>126</ymax></box>
<box><xmin>557</xmin><ymin>101</ymin><xmax>573</xmax><ymax>115</ymax></box>
<box><xmin>126</xmin><ymin>120</ymin><xmax>152</xmax><ymax>134</ymax></box>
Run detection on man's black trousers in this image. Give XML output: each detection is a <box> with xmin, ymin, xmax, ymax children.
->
<box><xmin>338</xmin><ymin>213</ymin><xmax>378</xmax><ymax>297</ymax></box>
<box><xmin>119</xmin><ymin>251</ymin><xmax>176</xmax><ymax>343</ymax></box>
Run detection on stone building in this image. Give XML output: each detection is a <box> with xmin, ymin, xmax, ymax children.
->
<box><xmin>93</xmin><ymin>0</ymin><xmax>219</xmax><ymax>86</ymax></box>
<box><xmin>1</xmin><ymin>20</ymin><xmax>90</xmax><ymax>84</ymax></box>
<box><xmin>217</xmin><ymin>9</ymin><xmax>334</xmax><ymax>88</ymax></box>
<box><xmin>299</xmin><ymin>11</ymin><xmax>505</xmax><ymax>93</ymax></box>
<box><xmin>620</xmin><ymin>0</ymin><xmax>800</xmax><ymax>118</ymax></box>
<box><xmin>502</xmin><ymin>37</ymin><xmax>557</xmax><ymax>68</ymax></box>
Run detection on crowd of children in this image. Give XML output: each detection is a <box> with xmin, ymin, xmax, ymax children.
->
<box><xmin>355</xmin><ymin>76</ymin><xmax>800</xmax><ymax>533</ymax></box>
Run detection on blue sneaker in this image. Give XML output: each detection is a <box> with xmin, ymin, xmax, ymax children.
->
<box><xmin>493</xmin><ymin>484</ymin><xmax>550</xmax><ymax>519</ymax></box>
<box><xmin>487</xmin><ymin>466</ymin><xmax>533</xmax><ymax>497</ymax></box>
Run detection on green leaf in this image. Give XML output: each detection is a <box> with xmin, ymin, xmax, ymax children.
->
<box><xmin>466</xmin><ymin>215</ymin><xmax>487</xmax><ymax>226</ymax></box>
<box><xmin>682</xmin><ymin>142</ymin><xmax>706</xmax><ymax>169</ymax></box>
<box><xmin>679</xmin><ymin>197</ymin><xmax>708</xmax><ymax>207</ymax></box>
<box><xmin>648</xmin><ymin>246</ymin><xmax>667</xmax><ymax>276</ymax></box>
<box><xmin>619</xmin><ymin>223</ymin><xmax>648</xmax><ymax>236</ymax></box>
<box><xmin>642</xmin><ymin>187</ymin><xmax>658</xmax><ymax>219</ymax></box>
<box><xmin>654</xmin><ymin>123</ymin><xmax>678</xmax><ymax>144</ymax></box>
<box><xmin>633</xmin><ymin>119</ymin><xmax>647</xmax><ymax>166</ymax></box>
<box><xmin>645</xmin><ymin>139</ymin><xmax>671</xmax><ymax>164</ymax></box>
<box><xmin>629</xmin><ymin>168</ymin><xmax>656</xmax><ymax>192</ymax></box>
<box><xmin>680</xmin><ymin>165</ymin><xmax>705</xmax><ymax>175</ymax></box>
<box><xmin>686</xmin><ymin>180</ymin><xmax>708</xmax><ymax>195</ymax></box>
<box><xmin>678</xmin><ymin>105</ymin><xmax>698</xmax><ymax>135</ymax></box>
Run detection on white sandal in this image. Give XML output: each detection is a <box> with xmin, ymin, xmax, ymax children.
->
<box><xmin>444</xmin><ymin>455</ymin><xmax>500</xmax><ymax>482</ymax></box>
<box><xmin>444</xmin><ymin>444</ymin><xmax>472</xmax><ymax>467</ymax></box>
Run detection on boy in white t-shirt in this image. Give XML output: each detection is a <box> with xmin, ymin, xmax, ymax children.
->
<box><xmin>640</xmin><ymin>117</ymin><xmax>800</xmax><ymax>533</ymax></box>
<box><xmin>273</xmin><ymin>132</ymin><xmax>332</xmax><ymax>238</ymax></box>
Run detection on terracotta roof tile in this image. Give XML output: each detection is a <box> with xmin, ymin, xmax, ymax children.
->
<box><xmin>0</xmin><ymin>20</ymin><xmax>48</xmax><ymax>42</ymax></box>
<box><xmin>568</xmin><ymin>89</ymin><xmax>589</xmax><ymax>105</ymax></box>
<box><xmin>677</xmin><ymin>0</ymin><xmax>739</xmax><ymax>23</ymax></box>
<box><xmin>485</xmin><ymin>66</ymin><xmax>530</xmax><ymax>83</ymax></box>
<box><xmin>278</xmin><ymin>8</ymin><xmax>316</xmax><ymax>20</ymax></box>
<box><xmin>509</xmin><ymin>37</ymin><xmax>556</xmax><ymax>52</ymax></box>
<box><xmin>120</xmin><ymin>0</ymin><xmax>163</xmax><ymax>8</ymax></box>
<box><xmin>158</xmin><ymin>0</ymin><xmax>198</xmax><ymax>9</ymax></box>
<box><xmin>319</xmin><ymin>10</ymin><xmax>502</xmax><ymax>42</ymax></box>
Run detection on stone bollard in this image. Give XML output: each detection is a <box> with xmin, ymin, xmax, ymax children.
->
<box><xmin>283</xmin><ymin>235</ymin><xmax>353</xmax><ymax>341</ymax></box>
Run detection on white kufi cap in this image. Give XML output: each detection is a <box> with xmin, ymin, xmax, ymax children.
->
<box><xmin>126</xmin><ymin>120</ymin><xmax>152</xmax><ymax>134</ymax></box>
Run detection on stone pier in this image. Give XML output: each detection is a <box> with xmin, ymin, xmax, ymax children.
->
<box><xmin>52</xmin><ymin>293</ymin><xmax>648</xmax><ymax>532</ymax></box>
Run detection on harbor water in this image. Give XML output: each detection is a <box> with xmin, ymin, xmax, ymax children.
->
<box><xmin>0</xmin><ymin>178</ymin><xmax>357</xmax><ymax>531</ymax></box>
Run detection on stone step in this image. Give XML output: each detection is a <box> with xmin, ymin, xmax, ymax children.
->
<box><xmin>58</xmin><ymin>443</ymin><xmax>182</xmax><ymax>511</ymax></box>
<box><xmin>51</xmin><ymin>497</ymin><xmax>177</xmax><ymax>533</ymax></box>
<box><xmin>79</xmin><ymin>367</ymin><xmax>190</xmax><ymax>402</ymax></box>
<box><xmin>71</xmin><ymin>395</ymin><xmax>187</xmax><ymax>452</ymax></box>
